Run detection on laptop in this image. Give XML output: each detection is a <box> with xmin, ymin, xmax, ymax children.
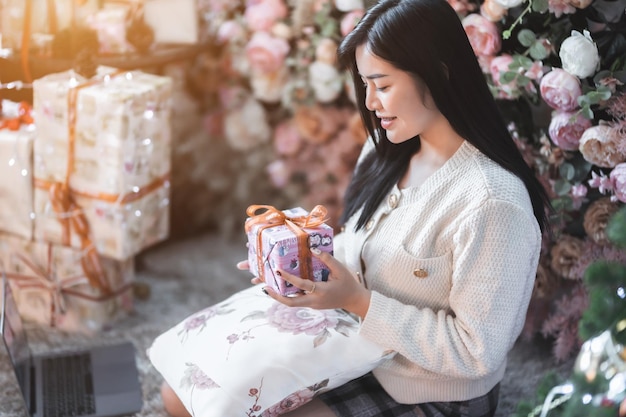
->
<box><xmin>0</xmin><ymin>273</ymin><xmax>143</xmax><ymax>417</ymax></box>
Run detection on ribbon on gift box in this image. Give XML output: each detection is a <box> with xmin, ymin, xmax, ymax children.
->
<box><xmin>20</xmin><ymin>0</ymin><xmax>60</xmax><ymax>82</ymax></box>
<box><xmin>0</xmin><ymin>102</ymin><xmax>34</xmax><ymax>131</ymax></box>
<box><xmin>245</xmin><ymin>205</ymin><xmax>328</xmax><ymax>283</ymax></box>
<box><xmin>4</xmin><ymin>244</ymin><xmax>132</xmax><ymax>327</ymax></box>
<box><xmin>33</xmin><ymin>69</ymin><xmax>170</xmax><ymax>292</ymax></box>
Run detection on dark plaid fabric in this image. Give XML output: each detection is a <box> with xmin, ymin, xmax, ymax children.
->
<box><xmin>318</xmin><ymin>373</ymin><xmax>500</xmax><ymax>417</ymax></box>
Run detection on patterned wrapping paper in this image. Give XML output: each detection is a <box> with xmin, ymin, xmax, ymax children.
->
<box><xmin>246</xmin><ymin>206</ymin><xmax>334</xmax><ymax>296</ymax></box>
<box><xmin>32</xmin><ymin>67</ymin><xmax>172</xmax><ymax>260</ymax></box>
<box><xmin>0</xmin><ymin>109</ymin><xmax>35</xmax><ymax>240</ymax></box>
<box><xmin>0</xmin><ymin>233</ymin><xmax>134</xmax><ymax>334</ymax></box>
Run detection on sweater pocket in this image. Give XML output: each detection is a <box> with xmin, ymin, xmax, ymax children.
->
<box><xmin>384</xmin><ymin>249</ymin><xmax>453</xmax><ymax>310</ymax></box>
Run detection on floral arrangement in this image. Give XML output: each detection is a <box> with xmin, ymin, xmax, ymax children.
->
<box><xmin>191</xmin><ymin>0</ymin><xmax>625</xmax><ymax>360</ymax></box>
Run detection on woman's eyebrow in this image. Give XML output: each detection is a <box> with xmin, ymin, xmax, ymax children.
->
<box><xmin>359</xmin><ymin>73</ymin><xmax>389</xmax><ymax>80</ymax></box>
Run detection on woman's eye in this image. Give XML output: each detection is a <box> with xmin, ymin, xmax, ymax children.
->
<box><xmin>376</xmin><ymin>86</ymin><xmax>388</xmax><ymax>92</ymax></box>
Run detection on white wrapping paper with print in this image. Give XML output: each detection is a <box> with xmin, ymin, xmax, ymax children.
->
<box><xmin>147</xmin><ymin>285</ymin><xmax>394</xmax><ymax>417</ymax></box>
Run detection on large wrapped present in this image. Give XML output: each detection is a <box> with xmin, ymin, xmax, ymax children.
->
<box><xmin>0</xmin><ymin>101</ymin><xmax>36</xmax><ymax>240</ymax></box>
<box><xmin>32</xmin><ymin>67</ymin><xmax>172</xmax><ymax>260</ymax></box>
<box><xmin>0</xmin><ymin>233</ymin><xmax>134</xmax><ymax>333</ymax></box>
<box><xmin>245</xmin><ymin>205</ymin><xmax>334</xmax><ymax>296</ymax></box>
<box><xmin>0</xmin><ymin>0</ymin><xmax>100</xmax><ymax>50</ymax></box>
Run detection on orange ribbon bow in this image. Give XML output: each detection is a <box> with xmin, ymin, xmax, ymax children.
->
<box><xmin>245</xmin><ymin>205</ymin><xmax>328</xmax><ymax>284</ymax></box>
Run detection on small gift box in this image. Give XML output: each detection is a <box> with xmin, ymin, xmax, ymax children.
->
<box><xmin>245</xmin><ymin>205</ymin><xmax>334</xmax><ymax>296</ymax></box>
<box><xmin>0</xmin><ymin>234</ymin><xmax>134</xmax><ymax>334</ymax></box>
<box><xmin>0</xmin><ymin>101</ymin><xmax>36</xmax><ymax>240</ymax></box>
<box><xmin>32</xmin><ymin>66</ymin><xmax>172</xmax><ymax>259</ymax></box>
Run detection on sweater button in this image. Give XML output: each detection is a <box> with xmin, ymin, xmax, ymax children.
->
<box><xmin>388</xmin><ymin>194</ymin><xmax>398</xmax><ymax>209</ymax></box>
<box><xmin>413</xmin><ymin>268</ymin><xmax>428</xmax><ymax>278</ymax></box>
<box><xmin>365</xmin><ymin>219</ymin><xmax>375</xmax><ymax>231</ymax></box>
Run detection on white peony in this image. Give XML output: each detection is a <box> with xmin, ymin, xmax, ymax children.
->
<box><xmin>559</xmin><ymin>30</ymin><xmax>600</xmax><ymax>79</ymax></box>
<box><xmin>493</xmin><ymin>0</ymin><xmax>524</xmax><ymax>9</ymax></box>
<box><xmin>309</xmin><ymin>61</ymin><xmax>343</xmax><ymax>103</ymax></box>
<box><xmin>224</xmin><ymin>96</ymin><xmax>271</xmax><ymax>151</ymax></box>
<box><xmin>334</xmin><ymin>0</ymin><xmax>364</xmax><ymax>12</ymax></box>
<box><xmin>250</xmin><ymin>67</ymin><xmax>290</xmax><ymax>103</ymax></box>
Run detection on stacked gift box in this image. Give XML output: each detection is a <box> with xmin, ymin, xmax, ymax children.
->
<box><xmin>0</xmin><ymin>66</ymin><xmax>173</xmax><ymax>333</ymax></box>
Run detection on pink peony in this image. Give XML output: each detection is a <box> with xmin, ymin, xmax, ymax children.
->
<box><xmin>610</xmin><ymin>163</ymin><xmax>626</xmax><ymax>203</ymax></box>
<box><xmin>266</xmin><ymin>303</ymin><xmax>342</xmax><ymax>336</ymax></box>
<box><xmin>245</xmin><ymin>31</ymin><xmax>290</xmax><ymax>74</ymax></box>
<box><xmin>340</xmin><ymin>9</ymin><xmax>365</xmax><ymax>37</ymax></box>
<box><xmin>244</xmin><ymin>0</ymin><xmax>288</xmax><ymax>32</ymax></box>
<box><xmin>540</xmin><ymin>69</ymin><xmax>582</xmax><ymax>111</ymax></box>
<box><xmin>548</xmin><ymin>111</ymin><xmax>592</xmax><ymax>151</ymax></box>
<box><xmin>461</xmin><ymin>13</ymin><xmax>501</xmax><ymax>56</ymax></box>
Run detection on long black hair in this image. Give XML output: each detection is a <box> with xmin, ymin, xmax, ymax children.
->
<box><xmin>338</xmin><ymin>0</ymin><xmax>552</xmax><ymax>233</ymax></box>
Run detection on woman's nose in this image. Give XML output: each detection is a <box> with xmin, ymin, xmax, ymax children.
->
<box><xmin>364</xmin><ymin>88</ymin><xmax>378</xmax><ymax>111</ymax></box>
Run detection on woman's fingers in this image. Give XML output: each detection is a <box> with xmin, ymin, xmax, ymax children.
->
<box><xmin>236</xmin><ymin>260</ymin><xmax>250</xmax><ymax>270</ymax></box>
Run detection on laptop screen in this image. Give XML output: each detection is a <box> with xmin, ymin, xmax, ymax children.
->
<box><xmin>1</xmin><ymin>273</ymin><xmax>32</xmax><ymax>407</ymax></box>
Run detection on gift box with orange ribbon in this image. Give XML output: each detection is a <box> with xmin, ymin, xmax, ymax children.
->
<box><xmin>0</xmin><ymin>101</ymin><xmax>36</xmax><ymax>240</ymax></box>
<box><xmin>0</xmin><ymin>233</ymin><xmax>134</xmax><ymax>333</ymax></box>
<box><xmin>245</xmin><ymin>206</ymin><xmax>334</xmax><ymax>296</ymax></box>
<box><xmin>32</xmin><ymin>66</ymin><xmax>172</xmax><ymax>260</ymax></box>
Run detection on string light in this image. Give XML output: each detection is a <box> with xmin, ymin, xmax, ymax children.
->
<box><xmin>0</xmin><ymin>81</ymin><xmax>33</xmax><ymax>90</ymax></box>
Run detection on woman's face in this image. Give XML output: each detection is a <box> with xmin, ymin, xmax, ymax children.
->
<box><xmin>355</xmin><ymin>44</ymin><xmax>441</xmax><ymax>144</ymax></box>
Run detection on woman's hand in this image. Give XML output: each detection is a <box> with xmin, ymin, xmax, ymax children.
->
<box><xmin>235</xmin><ymin>260</ymin><xmax>265</xmax><ymax>285</ymax></box>
<box><xmin>260</xmin><ymin>247</ymin><xmax>371</xmax><ymax>319</ymax></box>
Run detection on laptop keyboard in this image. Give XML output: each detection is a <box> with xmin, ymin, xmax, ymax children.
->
<box><xmin>41</xmin><ymin>352</ymin><xmax>96</xmax><ymax>417</ymax></box>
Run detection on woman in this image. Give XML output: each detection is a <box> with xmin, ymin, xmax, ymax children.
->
<box><xmin>162</xmin><ymin>0</ymin><xmax>551</xmax><ymax>415</ymax></box>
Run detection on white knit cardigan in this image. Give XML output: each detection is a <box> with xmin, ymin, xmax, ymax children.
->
<box><xmin>334</xmin><ymin>140</ymin><xmax>541</xmax><ymax>404</ymax></box>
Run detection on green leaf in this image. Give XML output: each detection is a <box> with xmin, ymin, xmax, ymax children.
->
<box><xmin>553</xmin><ymin>179</ymin><xmax>572</xmax><ymax>196</ymax></box>
<box><xmin>559</xmin><ymin>163</ymin><xmax>575</xmax><ymax>181</ymax></box>
<box><xmin>581</xmin><ymin>105</ymin><xmax>594</xmax><ymax>120</ymax></box>
<box><xmin>607</xmin><ymin>207</ymin><xmax>626</xmax><ymax>247</ymax></box>
<box><xmin>529</xmin><ymin>41</ymin><xmax>550</xmax><ymax>60</ymax></box>
<box><xmin>531</xmin><ymin>0</ymin><xmax>549</xmax><ymax>12</ymax></box>
<box><xmin>517</xmin><ymin>29</ymin><xmax>536</xmax><ymax>47</ymax></box>
<box><xmin>501</xmin><ymin>71</ymin><xmax>518</xmax><ymax>83</ymax></box>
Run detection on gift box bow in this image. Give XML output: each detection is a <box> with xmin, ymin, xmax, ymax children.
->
<box><xmin>245</xmin><ymin>204</ymin><xmax>329</xmax><ymax>283</ymax></box>
<box><xmin>4</xmin><ymin>245</ymin><xmax>132</xmax><ymax>326</ymax></box>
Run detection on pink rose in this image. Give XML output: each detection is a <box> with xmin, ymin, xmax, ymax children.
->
<box><xmin>610</xmin><ymin>163</ymin><xmax>626</xmax><ymax>203</ymax></box>
<box><xmin>245</xmin><ymin>31</ymin><xmax>290</xmax><ymax>74</ymax></box>
<box><xmin>266</xmin><ymin>303</ymin><xmax>342</xmax><ymax>335</ymax></box>
<box><xmin>548</xmin><ymin>0</ymin><xmax>575</xmax><ymax>17</ymax></box>
<box><xmin>548</xmin><ymin>111</ymin><xmax>592</xmax><ymax>151</ymax></box>
<box><xmin>274</xmin><ymin>120</ymin><xmax>303</xmax><ymax>156</ymax></box>
<box><xmin>490</xmin><ymin>54</ymin><xmax>519</xmax><ymax>99</ymax></box>
<box><xmin>461</xmin><ymin>13</ymin><xmax>501</xmax><ymax>56</ymax></box>
<box><xmin>266</xmin><ymin>160</ymin><xmax>291</xmax><ymax>188</ymax></box>
<box><xmin>540</xmin><ymin>68</ymin><xmax>582</xmax><ymax>111</ymax></box>
<box><xmin>244</xmin><ymin>0</ymin><xmax>288</xmax><ymax>32</ymax></box>
<box><xmin>216</xmin><ymin>20</ymin><xmax>245</xmax><ymax>44</ymax></box>
<box><xmin>340</xmin><ymin>9</ymin><xmax>365</xmax><ymax>37</ymax></box>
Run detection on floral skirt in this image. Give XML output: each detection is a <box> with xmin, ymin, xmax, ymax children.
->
<box><xmin>318</xmin><ymin>373</ymin><xmax>500</xmax><ymax>417</ymax></box>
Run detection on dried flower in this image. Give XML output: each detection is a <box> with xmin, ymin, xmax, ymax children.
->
<box><xmin>583</xmin><ymin>197</ymin><xmax>621</xmax><ymax>244</ymax></box>
<box><xmin>579</xmin><ymin>124</ymin><xmax>626</xmax><ymax>168</ymax></box>
<box><xmin>550</xmin><ymin>234</ymin><xmax>585</xmax><ymax>279</ymax></box>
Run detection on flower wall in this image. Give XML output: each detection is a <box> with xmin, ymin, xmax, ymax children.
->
<box><xmin>188</xmin><ymin>0</ymin><xmax>625</xmax><ymax>360</ymax></box>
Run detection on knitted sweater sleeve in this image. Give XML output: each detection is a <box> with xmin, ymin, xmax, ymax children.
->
<box><xmin>358</xmin><ymin>199</ymin><xmax>541</xmax><ymax>379</ymax></box>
